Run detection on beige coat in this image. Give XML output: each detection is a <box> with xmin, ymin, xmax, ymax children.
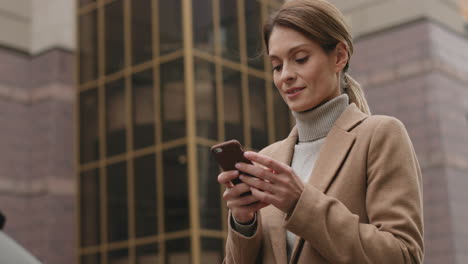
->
<box><xmin>224</xmin><ymin>104</ymin><xmax>424</xmax><ymax>264</ymax></box>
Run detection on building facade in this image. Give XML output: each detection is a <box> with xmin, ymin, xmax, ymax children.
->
<box><xmin>0</xmin><ymin>0</ymin><xmax>467</xmax><ymax>264</ymax></box>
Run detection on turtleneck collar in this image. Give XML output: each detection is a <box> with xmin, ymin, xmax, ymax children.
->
<box><xmin>292</xmin><ymin>94</ymin><xmax>349</xmax><ymax>142</ymax></box>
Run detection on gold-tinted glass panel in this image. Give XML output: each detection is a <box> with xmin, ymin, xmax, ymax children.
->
<box><xmin>80</xmin><ymin>88</ymin><xmax>99</xmax><ymax>163</ymax></box>
<box><xmin>223</xmin><ymin>68</ymin><xmax>243</xmax><ymax>143</ymax></box>
<box><xmin>220</xmin><ymin>0</ymin><xmax>240</xmax><ymax>61</ymax></box>
<box><xmin>136</xmin><ymin>243</ymin><xmax>159</xmax><ymax>264</ymax></box>
<box><xmin>198</xmin><ymin>146</ymin><xmax>221</xmax><ymax>230</ymax></box>
<box><xmin>80</xmin><ymin>169</ymin><xmax>100</xmax><ymax>247</ymax></box>
<box><xmin>79</xmin><ymin>11</ymin><xmax>98</xmax><ymax>84</ymax></box>
<box><xmin>161</xmin><ymin>59</ymin><xmax>185</xmax><ymax>142</ymax></box>
<box><xmin>134</xmin><ymin>154</ymin><xmax>158</xmax><ymax>238</ymax></box>
<box><xmin>249</xmin><ymin>76</ymin><xmax>268</xmax><ymax>149</ymax></box>
<box><xmin>273</xmin><ymin>85</ymin><xmax>291</xmax><ymax>141</ymax></box>
<box><xmin>132</xmin><ymin>0</ymin><xmax>152</xmax><ymax>65</ymax></box>
<box><xmin>132</xmin><ymin>69</ymin><xmax>155</xmax><ymax>149</ymax></box>
<box><xmin>108</xmin><ymin>248</ymin><xmax>128</xmax><ymax>264</ymax></box>
<box><xmin>159</xmin><ymin>0</ymin><xmax>183</xmax><ymax>55</ymax></box>
<box><xmin>201</xmin><ymin>238</ymin><xmax>223</xmax><ymax>264</ymax></box>
<box><xmin>166</xmin><ymin>238</ymin><xmax>191</xmax><ymax>264</ymax></box>
<box><xmin>105</xmin><ymin>0</ymin><xmax>124</xmax><ymax>74</ymax></box>
<box><xmin>195</xmin><ymin>59</ymin><xmax>217</xmax><ymax>140</ymax></box>
<box><xmin>193</xmin><ymin>0</ymin><xmax>214</xmax><ymax>53</ymax></box>
<box><xmin>79</xmin><ymin>0</ymin><xmax>95</xmax><ymax>7</ymax></box>
<box><xmin>107</xmin><ymin>162</ymin><xmax>128</xmax><ymax>242</ymax></box>
<box><xmin>245</xmin><ymin>0</ymin><xmax>264</xmax><ymax>70</ymax></box>
<box><xmin>80</xmin><ymin>253</ymin><xmax>100</xmax><ymax>264</ymax></box>
<box><xmin>163</xmin><ymin>147</ymin><xmax>189</xmax><ymax>232</ymax></box>
<box><xmin>106</xmin><ymin>79</ymin><xmax>126</xmax><ymax>156</ymax></box>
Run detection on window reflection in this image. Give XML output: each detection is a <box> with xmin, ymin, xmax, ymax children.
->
<box><xmin>132</xmin><ymin>0</ymin><xmax>153</xmax><ymax>65</ymax></box>
<box><xmin>159</xmin><ymin>0</ymin><xmax>183</xmax><ymax>54</ymax></box>
<box><xmin>245</xmin><ymin>0</ymin><xmax>264</xmax><ymax>70</ymax></box>
<box><xmin>106</xmin><ymin>79</ymin><xmax>126</xmax><ymax>157</ymax></box>
<box><xmin>136</xmin><ymin>243</ymin><xmax>159</xmax><ymax>264</ymax></box>
<box><xmin>80</xmin><ymin>88</ymin><xmax>99</xmax><ymax>163</ymax></box>
<box><xmin>273</xmin><ymin>85</ymin><xmax>291</xmax><ymax>141</ymax></box>
<box><xmin>220</xmin><ymin>0</ymin><xmax>240</xmax><ymax>61</ymax></box>
<box><xmin>166</xmin><ymin>238</ymin><xmax>191</xmax><ymax>264</ymax></box>
<box><xmin>195</xmin><ymin>59</ymin><xmax>217</xmax><ymax>140</ymax></box>
<box><xmin>223</xmin><ymin>68</ymin><xmax>243</xmax><ymax>143</ymax></box>
<box><xmin>107</xmin><ymin>162</ymin><xmax>128</xmax><ymax>242</ymax></box>
<box><xmin>108</xmin><ymin>248</ymin><xmax>128</xmax><ymax>264</ymax></box>
<box><xmin>249</xmin><ymin>76</ymin><xmax>268</xmax><ymax>149</ymax></box>
<box><xmin>163</xmin><ymin>147</ymin><xmax>189</xmax><ymax>232</ymax></box>
<box><xmin>80</xmin><ymin>253</ymin><xmax>100</xmax><ymax>264</ymax></box>
<box><xmin>132</xmin><ymin>69</ymin><xmax>155</xmax><ymax>149</ymax></box>
<box><xmin>79</xmin><ymin>11</ymin><xmax>98</xmax><ymax>84</ymax></box>
<box><xmin>201</xmin><ymin>238</ymin><xmax>223</xmax><ymax>264</ymax></box>
<box><xmin>198</xmin><ymin>146</ymin><xmax>221</xmax><ymax>230</ymax></box>
<box><xmin>80</xmin><ymin>169</ymin><xmax>100</xmax><ymax>247</ymax></box>
<box><xmin>193</xmin><ymin>0</ymin><xmax>214</xmax><ymax>53</ymax></box>
<box><xmin>105</xmin><ymin>0</ymin><xmax>124</xmax><ymax>74</ymax></box>
<box><xmin>161</xmin><ymin>59</ymin><xmax>185</xmax><ymax>142</ymax></box>
<box><xmin>134</xmin><ymin>154</ymin><xmax>158</xmax><ymax>238</ymax></box>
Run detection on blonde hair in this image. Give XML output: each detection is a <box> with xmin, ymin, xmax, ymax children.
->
<box><xmin>263</xmin><ymin>0</ymin><xmax>371</xmax><ymax>114</ymax></box>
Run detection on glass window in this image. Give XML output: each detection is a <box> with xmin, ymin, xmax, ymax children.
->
<box><xmin>220</xmin><ymin>0</ymin><xmax>240</xmax><ymax>62</ymax></box>
<box><xmin>223</xmin><ymin>68</ymin><xmax>243</xmax><ymax>143</ymax></box>
<box><xmin>79</xmin><ymin>11</ymin><xmax>98</xmax><ymax>84</ymax></box>
<box><xmin>198</xmin><ymin>146</ymin><xmax>221</xmax><ymax>230</ymax></box>
<box><xmin>161</xmin><ymin>59</ymin><xmax>185</xmax><ymax>142</ymax></box>
<box><xmin>132</xmin><ymin>69</ymin><xmax>155</xmax><ymax>149</ymax></box>
<box><xmin>195</xmin><ymin>59</ymin><xmax>217</xmax><ymax>140</ymax></box>
<box><xmin>134</xmin><ymin>154</ymin><xmax>158</xmax><ymax>238</ymax></box>
<box><xmin>249</xmin><ymin>76</ymin><xmax>268</xmax><ymax>150</ymax></box>
<box><xmin>159</xmin><ymin>0</ymin><xmax>183</xmax><ymax>55</ymax></box>
<box><xmin>132</xmin><ymin>0</ymin><xmax>153</xmax><ymax>65</ymax></box>
<box><xmin>273</xmin><ymin>85</ymin><xmax>291</xmax><ymax>141</ymax></box>
<box><xmin>80</xmin><ymin>169</ymin><xmax>100</xmax><ymax>247</ymax></box>
<box><xmin>163</xmin><ymin>147</ymin><xmax>189</xmax><ymax>232</ymax></box>
<box><xmin>105</xmin><ymin>0</ymin><xmax>124</xmax><ymax>74</ymax></box>
<box><xmin>80</xmin><ymin>253</ymin><xmax>100</xmax><ymax>264</ymax></box>
<box><xmin>193</xmin><ymin>0</ymin><xmax>214</xmax><ymax>53</ymax></box>
<box><xmin>107</xmin><ymin>162</ymin><xmax>128</xmax><ymax>242</ymax></box>
<box><xmin>201</xmin><ymin>238</ymin><xmax>223</xmax><ymax>264</ymax></box>
<box><xmin>136</xmin><ymin>243</ymin><xmax>159</xmax><ymax>264</ymax></box>
<box><xmin>80</xmin><ymin>88</ymin><xmax>99</xmax><ymax>164</ymax></box>
<box><xmin>108</xmin><ymin>248</ymin><xmax>128</xmax><ymax>264</ymax></box>
<box><xmin>166</xmin><ymin>238</ymin><xmax>190</xmax><ymax>264</ymax></box>
<box><xmin>106</xmin><ymin>79</ymin><xmax>126</xmax><ymax>157</ymax></box>
<box><xmin>245</xmin><ymin>0</ymin><xmax>264</xmax><ymax>70</ymax></box>
<box><xmin>79</xmin><ymin>0</ymin><xmax>95</xmax><ymax>7</ymax></box>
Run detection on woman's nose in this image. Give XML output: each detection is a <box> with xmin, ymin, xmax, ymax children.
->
<box><xmin>280</xmin><ymin>65</ymin><xmax>296</xmax><ymax>83</ymax></box>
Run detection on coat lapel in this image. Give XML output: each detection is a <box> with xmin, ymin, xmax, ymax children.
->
<box><xmin>264</xmin><ymin>134</ymin><xmax>297</xmax><ymax>264</ymax></box>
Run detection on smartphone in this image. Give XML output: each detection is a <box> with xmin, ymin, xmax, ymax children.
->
<box><xmin>211</xmin><ymin>140</ymin><xmax>253</xmax><ymax>185</ymax></box>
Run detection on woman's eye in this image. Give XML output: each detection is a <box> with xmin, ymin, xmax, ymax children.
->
<box><xmin>272</xmin><ymin>65</ymin><xmax>282</xmax><ymax>72</ymax></box>
<box><xmin>296</xmin><ymin>56</ymin><xmax>308</xmax><ymax>64</ymax></box>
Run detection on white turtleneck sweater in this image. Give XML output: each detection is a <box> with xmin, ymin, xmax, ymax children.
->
<box><xmin>232</xmin><ymin>94</ymin><xmax>350</xmax><ymax>261</ymax></box>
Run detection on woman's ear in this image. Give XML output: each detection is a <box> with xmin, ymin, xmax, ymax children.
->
<box><xmin>334</xmin><ymin>42</ymin><xmax>349</xmax><ymax>72</ymax></box>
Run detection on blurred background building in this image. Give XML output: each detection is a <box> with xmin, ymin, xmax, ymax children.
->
<box><xmin>0</xmin><ymin>0</ymin><xmax>466</xmax><ymax>263</ymax></box>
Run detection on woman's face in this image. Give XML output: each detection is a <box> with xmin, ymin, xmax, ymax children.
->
<box><xmin>268</xmin><ymin>26</ymin><xmax>346</xmax><ymax>112</ymax></box>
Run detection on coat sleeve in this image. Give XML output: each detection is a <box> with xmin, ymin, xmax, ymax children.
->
<box><xmin>284</xmin><ymin>117</ymin><xmax>424</xmax><ymax>264</ymax></box>
<box><xmin>224</xmin><ymin>210</ymin><xmax>263</xmax><ymax>264</ymax></box>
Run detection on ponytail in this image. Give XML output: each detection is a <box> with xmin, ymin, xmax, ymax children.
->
<box><xmin>343</xmin><ymin>73</ymin><xmax>371</xmax><ymax>115</ymax></box>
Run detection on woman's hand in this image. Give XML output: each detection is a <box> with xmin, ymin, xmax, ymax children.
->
<box><xmin>235</xmin><ymin>151</ymin><xmax>304</xmax><ymax>215</ymax></box>
<box><xmin>218</xmin><ymin>170</ymin><xmax>268</xmax><ymax>224</ymax></box>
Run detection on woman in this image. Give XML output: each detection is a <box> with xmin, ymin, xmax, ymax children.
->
<box><xmin>217</xmin><ymin>0</ymin><xmax>424</xmax><ymax>263</ymax></box>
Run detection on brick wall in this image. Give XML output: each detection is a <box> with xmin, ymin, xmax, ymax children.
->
<box><xmin>0</xmin><ymin>46</ymin><xmax>75</xmax><ymax>263</ymax></box>
<box><xmin>351</xmin><ymin>19</ymin><xmax>468</xmax><ymax>264</ymax></box>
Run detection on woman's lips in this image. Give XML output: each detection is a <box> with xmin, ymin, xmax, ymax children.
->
<box><xmin>285</xmin><ymin>87</ymin><xmax>305</xmax><ymax>98</ymax></box>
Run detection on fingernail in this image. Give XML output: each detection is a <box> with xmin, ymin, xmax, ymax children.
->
<box><xmin>239</xmin><ymin>175</ymin><xmax>244</xmax><ymax>180</ymax></box>
<box><xmin>235</xmin><ymin>163</ymin><xmax>241</xmax><ymax>169</ymax></box>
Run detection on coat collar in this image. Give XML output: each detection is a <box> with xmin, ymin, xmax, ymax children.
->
<box><xmin>264</xmin><ymin>103</ymin><xmax>368</xmax><ymax>264</ymax></box>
